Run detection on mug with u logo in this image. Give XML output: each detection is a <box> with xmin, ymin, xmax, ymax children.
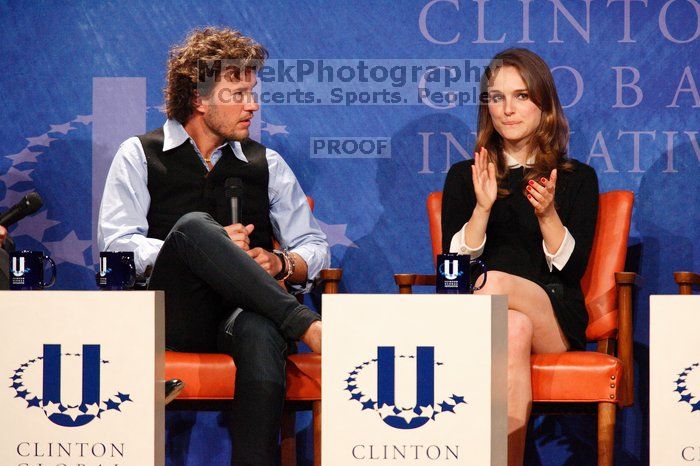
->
<box><xmin>436</xmin><ymin>253</ymin><xmax>487</xmax><ymax>294</ymax></box>
<box><xmin>96</xmin><ymin>251</ymin><xmax>136</xmax><ymax>290</ymax></box>
<box><xmin>9</xmin><ymin>250</ymin><xmax>57</xmax><ymax>290</ymax></box>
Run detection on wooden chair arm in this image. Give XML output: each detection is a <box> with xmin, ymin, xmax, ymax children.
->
<box><xmin>394</xmin><ymin>274</ymin><xmax>436</xmax><ymax>294</ymax></box>
<box><xmin>615</xmin><ymin>271</ymin><xmax>642</xmax><ymax>286</ymax></box>
<box><xmin>674</xmin><ymin>271</ymin><xmax>700</xmax><ymax>295</ymax></box>
<box><xmin>319</xmin><ymin>268</ymin><xmax>343</xmax><ymax>294</ymax></box>
<box><xmin>394</xmin><ymin>274</ymin><xmax>416</xmax><ymax>294</ymax></box>
<box><xmin>413</xmin><ymin>274</ymin><xmax>437</xmax><ymax>286</ymax></box>
<box><xmin>615</xmin><ymin>271</ymin><xmax>639</xmax><ymax>407</ymax></box>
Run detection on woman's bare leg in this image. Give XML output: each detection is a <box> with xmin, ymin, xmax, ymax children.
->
<box><xmin>475</xmin><ymin>271</ymin><xmax>568</xmax><ymax>466</ymax></box>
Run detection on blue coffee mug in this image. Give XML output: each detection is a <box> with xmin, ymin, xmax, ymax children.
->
<box><xmin>9</xmin><ymin>250</ymin><xmax>57</xmax><ymax>290</ymax></box>
<box><xmin>96</xmin><ymin>251</ymin><xmax>136</xmax><ymax>290</ymax></box>
<box><xmin>436</xmin><ymin>253</ymin><xmax>487</xmax><ymax>294</ymax></box>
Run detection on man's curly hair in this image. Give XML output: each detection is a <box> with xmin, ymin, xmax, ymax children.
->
<box><xmin>165</xmin><ymin>27</ymin><xmax>268</xmax><ymax>124</ymax></box>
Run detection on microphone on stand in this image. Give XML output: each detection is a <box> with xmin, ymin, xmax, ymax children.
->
<box><xmin>225</xmin><ymin>178</ymin><xmax>243</xmax><ymax>225</ymax></box>
<box><xmin>0</xmin><ymin>192</ymin><xmax>43</xmax><ymax>227</ymax></box>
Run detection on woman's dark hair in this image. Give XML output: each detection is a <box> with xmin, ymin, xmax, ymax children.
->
<box><xmin>475</xmin><ymin>48</ymin><xmax>572</xmax><ymax>195</ymax></box>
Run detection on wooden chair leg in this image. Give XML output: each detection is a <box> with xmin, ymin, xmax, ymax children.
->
<box><xmin>313</xmin><ymin>400</ymin><xmax>321</xmax><ymax>466</ymax></box>
<box><xmin>280</xmin><ymin>409</ymin><xmax>297</xmax><ymax>466</ymax></box>
<box><xmin>597</xmin><ymin>402</ymin><xmax>616</xmax><ymax>466</ymax></box>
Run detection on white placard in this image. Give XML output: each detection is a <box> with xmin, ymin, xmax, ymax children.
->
<box><xmin>650</xmin><ymin>295</ymin><xmax>700</xmax><ymax>464</ymax></box>
<box><xmin>322</xmin><ymin>294</ymin><xmax>507</xmax><ymax>465</ymax></box>
<box><xmin>0</xmin><ymin>291</ymin><xmax>164</xmax><ymax>466</ymax></box>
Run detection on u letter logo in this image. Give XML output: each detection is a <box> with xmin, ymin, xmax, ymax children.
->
<box><xmin>11</xmin><ymin>256</ymin><xmax>25</xmax><ymax>277</ymax></box>
<box><xmin>442</xmin><ymin>259</ymin><xmax>459</xmax><ymax>280</ymax></box>
<box><xmin>99</xmin><ymin>257</ymin><xmax>109</xmax><ymax>277</ymax></box>
<box><xmin>42</xmin><ymin>344</ymin><xmax>101</xmax><ymax>427</ymax></box>
<box><xmin>377</xmin><ymin>346</ymin><xmax>434</xmax><ymax>430</ymax></box>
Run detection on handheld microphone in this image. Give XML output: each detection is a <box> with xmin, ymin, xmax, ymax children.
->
<box><xmin>225</xmin><ymin>178</ymin><xmax>243</xmax><ymax>225</ymax></box>
<box><xmin>0</xmin><ymin>192</ymin><xmax>43</xmax><ymax>227</ymax></box>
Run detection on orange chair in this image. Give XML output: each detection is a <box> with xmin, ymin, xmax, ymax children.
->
<box><xmin>674</xmin><ymin>271</ymin><xmax>700</xmax><ymax>294</ymax></box>
<box><xmin>165</xmin><ymin>197</ymin><xmax>340</xmax><ymax>466</ymax></box>
<box><xmin>395</xmin><ymin>191</ymin><xmax>638</xmax><ymax>466</ymax></box>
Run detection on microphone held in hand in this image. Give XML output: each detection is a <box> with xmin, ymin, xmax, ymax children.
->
<box><xmin>0</xmin><ymin>192</ymin><xmax>43</xmax><ymax>227</ymax></box>
<box><xmin>225</xmin><ymin>177</ymin><xmax>243</xmax><ymax>225</ymax></box>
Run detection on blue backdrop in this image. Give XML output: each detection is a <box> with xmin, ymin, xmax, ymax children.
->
<box><xmin>1</xmin><ymin>0</ymin><xmax>699</xmax><ymax>464</ymax></box>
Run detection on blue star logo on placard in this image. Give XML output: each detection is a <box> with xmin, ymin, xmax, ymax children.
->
<box><xmin>344</xmin><ymin>346</ymin><xmax>466</xmax><ymax>430</ymax></box>
<box><xmin>674</xmin><ymin>362</ymin><xmax>700</xmax><ymax>413</ymax></box>
<box><xmin>8</xmin><ymin>344</ymin><xmax>132</xmax><ymax>427</ymax></box>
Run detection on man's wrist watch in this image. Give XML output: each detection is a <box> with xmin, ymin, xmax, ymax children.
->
<box><xmin>273</xmin><ymin>249</ymin><xmax>294</xmax><ymax>281</ymax></box>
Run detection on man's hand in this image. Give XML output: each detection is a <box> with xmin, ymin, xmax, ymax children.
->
<box><xmin>247</xmin><ymin>247</ymin><xmax>283</xmax><ymax>277</ymax></box>
<box><xmin>0</xmin><ymin>226</ymin><xmax>6</xmax><ymax>248</ymax></box>
<box><xmin>301</xmin><ymin>321</ymin><xmax>322</xmax><ymax>353</ymax></box>
<box><xmin>224</xmin><ymin>223</ymin><xmax>254</xmax><ymax>250</ymax></box>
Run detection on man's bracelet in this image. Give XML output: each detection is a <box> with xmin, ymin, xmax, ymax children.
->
<box><xmin>273</xmin><ymin>249</ymin><xmax>294</xmax><ymax>281</ymax></box>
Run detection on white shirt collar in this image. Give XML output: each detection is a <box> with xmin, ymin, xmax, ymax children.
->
<box><xmin>162</xmin><ymin>119</ymin><xmax>248</xmax><ymax>163</ymax></box>
<box><xmin>505</xmin><ymin>153</ymin><xmax>535</xmax><ymax>168</ymax></box>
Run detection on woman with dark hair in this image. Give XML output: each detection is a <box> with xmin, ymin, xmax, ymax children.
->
<box><xmin>442</xmin><ymin>48</ymin><xmax>599</xmax><ymax>465</ymax></box>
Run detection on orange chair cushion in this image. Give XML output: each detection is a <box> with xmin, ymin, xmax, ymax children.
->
<box><xmin>286</xmin><ymin>353</ymin><xmax>321</xmax><ymax>401</ymax></box>
<box><xmin>164</xmin><ymin>351</ymin><xmax>321</xmax><ymax>401</ymax></box>
<box><xmin>531</xmin><ymin>352</ymin><xmax>622</xmax><ymax>404</ymax></box>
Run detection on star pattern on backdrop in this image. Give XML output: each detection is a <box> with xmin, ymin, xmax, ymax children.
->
<box><xmin>0</xmin><ymin>187</ymin><xmax>33</xmax><ymax>209</ymax></box>
<box><xmin>72</xmin><ymin>114</ymin><xmax>93</xmax><ymax>125</ymax></box>
<box><xmin>10</xmin><ymin>115</ymin><xmax>90</xmax><ymax>180</ymax></box>
<box><xmin>262</xmin><ymin>122</ymin><xmax>289</xmax><ymax>136</ymax></box>
<box><xmin>42</xmin><ymin>231</ymin><xmax>92</xmax><ymax>267</ymax></box>
<box><xmin>317</xmin><ymin>219</ymin><xmax>358</xmax><ymax>248</ymax></box>
<box><xmin>9</xmin><ymin>210</ymin><xmax>61</xmax><ymax>242</ymax></box>
<box><xmin>48</xmin><ymin>123</ymin><xmax>76</xmax><ymax>135</ymax></box>
<box><xmin>2</xmin><ymin>114</ymin><xmax>95</xmax><ymax>271</ymax></box>
<box><xmin>148</xmin><ymin>104</ymin><xmax>167</xmax><ymax>114</ymax></box>
<box><xmin>342</xmin><ymin>354</ymin><xmax>466</xmax><ymax>427</ymax></box>
<box><xmin>6</xmin><ymin>148</ymin><xmax>41</xmax><ymax>164</ymax></box>
<box><xmin>25</xmin><ymin>134</ymin><xmax>57</xmax><ymax>148</ymax></box>
<box><xmin>5</xmin><ymin>167</ymin><xmax>34</xmax><ymax>187</ymax></box>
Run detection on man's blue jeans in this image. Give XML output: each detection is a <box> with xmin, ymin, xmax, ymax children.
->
<box><xmin>149</xmin><ymin>212</ymin><xmax>320</xmax><ymax>465</ymax></box>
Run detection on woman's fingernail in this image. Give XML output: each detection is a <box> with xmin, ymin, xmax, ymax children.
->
<box><xmin>540</xmin><ymin>178</ymin><xmax>546</xmax><ymax>183</ymax></box>
<box><xmin>528</xmin><ymin>180</ymin><xmax>534</xmax><ymax>185</ymax></box>
<box><xmin>526</xmin><ymin>186</ymin><xmax>531</xmax><ymax>191</ymax></box>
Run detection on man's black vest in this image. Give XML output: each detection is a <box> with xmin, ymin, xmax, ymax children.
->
<box><xmin>138</xmin><ymin>127</ymin><xmax>273</xmax><ymax>250</ymax></box>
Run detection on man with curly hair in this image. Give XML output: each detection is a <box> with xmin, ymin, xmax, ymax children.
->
<box><xmin>98</xmin><ymin>27</ymin><xmax>328</xmax><ymax>464</ymax></box>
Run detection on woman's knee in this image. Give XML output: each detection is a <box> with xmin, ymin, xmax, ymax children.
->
<box><xmin>475</xmin><ymin>270</ymin><xmax>512</xmax><ymax>296</ymax></box>
<box><xmin>508</xmin><ymin>310</ymin><xmax>534</xmax><ymax>357</ymax></box>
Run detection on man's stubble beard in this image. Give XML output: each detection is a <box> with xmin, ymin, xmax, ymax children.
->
<box><xmin>204</xmin><ymin>103</ymin><xmax>249</xmax><ymax>142</ymax></box>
